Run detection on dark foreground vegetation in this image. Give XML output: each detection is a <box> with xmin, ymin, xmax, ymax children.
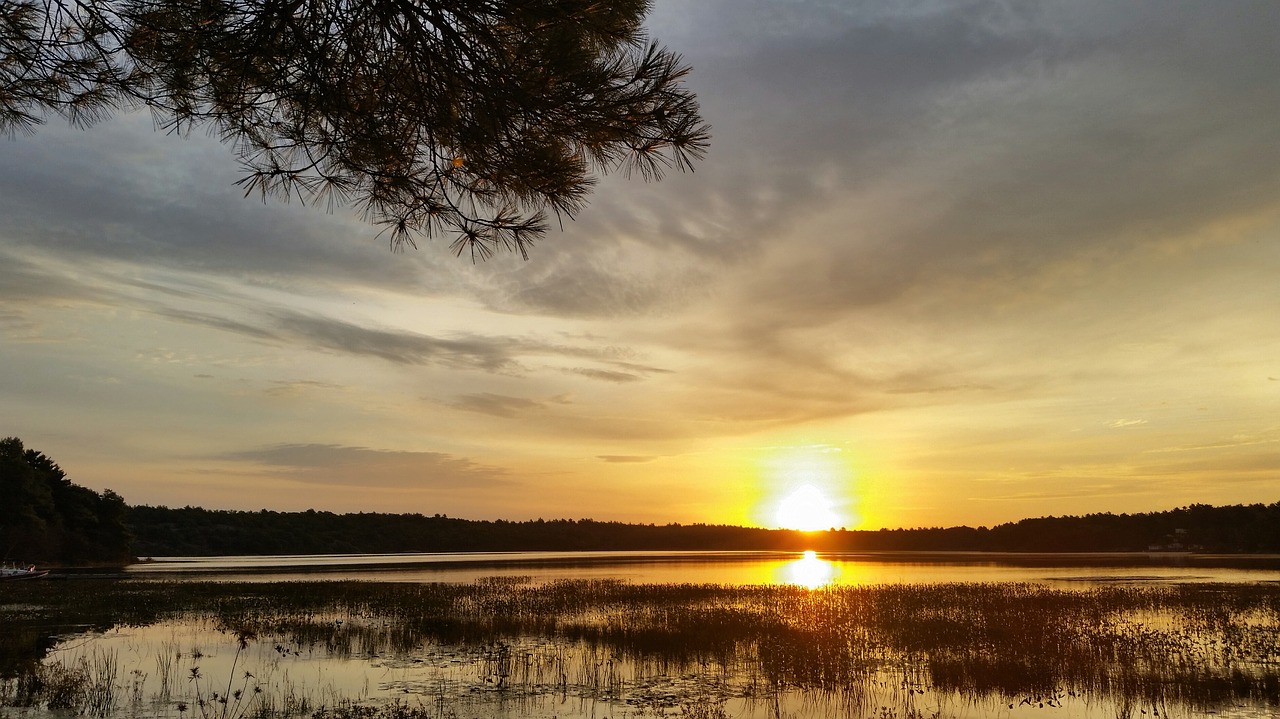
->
<box><xmin>2</xmin><ymin>579</ymin><xmax>1279</xmax><ymax>719</ymax></box>
<box><xmin>126</xmin><ymin>501</ymin><xmax>1280</xmax><ymax>557</ymax></box>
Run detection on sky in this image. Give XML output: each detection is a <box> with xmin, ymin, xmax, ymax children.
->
<box><xmin>2</xmin><ymin>0</ymin><xmax>1279</xmax><ymax>531</ymax></box>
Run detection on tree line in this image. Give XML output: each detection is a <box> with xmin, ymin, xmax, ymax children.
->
<box><xmin>127</xmin><ymin>501</ymin><xmax>1280</xmax><ymax>558</ymax></box>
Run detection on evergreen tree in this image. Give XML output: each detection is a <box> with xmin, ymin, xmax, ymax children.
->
<box><xmin>0</xmin><ymin>437</ymin><xmax>56</xmax><ymax>558</ymax></box>
<box><xmin>0</xmin><ymin>437</ymin><xmax>133</xmax><ymax>564</ymax></box>
<box><xmin>1</xmin><ymin>0</ymin><xmax>709</xmax><ymax>258</ymax></box>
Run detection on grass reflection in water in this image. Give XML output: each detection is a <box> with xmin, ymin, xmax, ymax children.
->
<box><xmin>2</xmin><ymin>579</ymin><xmax>1279</xmax><ymax>719</ymax></box>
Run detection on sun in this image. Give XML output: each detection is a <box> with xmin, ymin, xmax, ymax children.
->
<box><xmin>756</xmin><ymin>444</ymin><xmax>861</xmax><ymax>530</ymax></box>
<box><xmin>774</xmin><ymin>484</ymin><xmax>841</xmax><ymax>531</ymax></box>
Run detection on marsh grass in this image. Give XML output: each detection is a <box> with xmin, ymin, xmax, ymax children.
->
<box><xmin>2</xmin><ymin>580</ymin><xmax>1279</xmax><ymax>719</ymax></box>
<box><xmin>4</xmin><ymin>647</ymin><xmax>119</xmax><ymax>717</ymax></box>
<box><xmin>156</xmin><ymin>637</ymin><xmax>178</xmax><ymax>701</ymax></box>
<box><xmin>83</xmin><ymin>648</ymin><xmax>118</xmax><ymax>718</ymax></box>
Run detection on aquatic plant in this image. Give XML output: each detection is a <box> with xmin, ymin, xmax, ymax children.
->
<box><xmin>2</xmin><ymin>579</ymin><xmax>1279</xmax><ymax>719</ymax></box>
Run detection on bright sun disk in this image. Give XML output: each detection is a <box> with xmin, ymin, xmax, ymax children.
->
<box><xmin>774</xmin><ymin>484</ymin><xmax>841</xmax><ymax>531</ymax></box>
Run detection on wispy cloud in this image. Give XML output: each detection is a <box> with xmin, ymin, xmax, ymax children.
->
<box><xmin>448</xmin><ymin>393</ymin><xmax>549</xmax><ymax>417</ymax></box>
<box><xmin>1106</xmin><ymin>419</ymin><xmax>1148</xmax><ymax>429</ymax></box>
<box><xmin>564</xmin><ymin>367</ymin><xmax>644</xmax><ymax>383</ymax></box>
<box><xmin>271</xmin><ymin>313</ymin><xmax>522</xmax><ymax>371</ymax></box>
<box><xmin>265</xmin><ymin>380</ymin><xmax>347</xmax><ymax>398</ymax></box>
<box><xmin>221</xmin><ymin>444</ymin><xmax>512</xmax><ymax>489</ymax></box>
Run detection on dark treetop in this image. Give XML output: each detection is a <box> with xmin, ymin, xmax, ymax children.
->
<box><xmin>1</xmin><ymin>0</ymin><xmax>709</xmax><ymax>258</ymax></box>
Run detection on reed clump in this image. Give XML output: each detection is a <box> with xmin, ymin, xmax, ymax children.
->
<box><xmin>2</xmin><ymin>647</ymin><xmax>118</xmax><ymax>717</ymax></box>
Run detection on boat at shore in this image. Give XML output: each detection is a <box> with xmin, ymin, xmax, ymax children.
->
<box><xmin>0</xmin><ymin>564</ymin><xmax>49</xmax><ymax>580</ymax></box>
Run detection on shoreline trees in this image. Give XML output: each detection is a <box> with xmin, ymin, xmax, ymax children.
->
<box><xmin>4</xmin><ymin>436</ymin><xmax>1276</xmax><ymax>562</ymax></box>
<box><xmin>0</xmin><ymin>437</ymin><xmax>132</xmax><ymax>565</ymax></box>
<box><xmin>126</xmin><ymin>501</ymin><xmax>1280</xmax><ymax>557</ymax></box>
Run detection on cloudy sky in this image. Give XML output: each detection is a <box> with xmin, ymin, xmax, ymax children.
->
<box><xmin>3</xmin><ymin>0</ymin><xmax>1279</xmax><ymax>530</ymax></box>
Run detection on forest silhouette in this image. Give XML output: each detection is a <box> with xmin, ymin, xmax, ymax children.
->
<box><xmin>4</xmin><ymin>437</ymin><xmax>1278</xmax><ymax>564</ymax></box>
<box><xmin>127</xmin><ymin>502</ymin><xmax>1280</xmax><ymax>558</ymax></box>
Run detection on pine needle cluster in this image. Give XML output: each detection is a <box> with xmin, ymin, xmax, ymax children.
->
<box><xmin>1</xmin><ymin>0</ymin><xmax>709</xmax><ymax>258</ymax></box>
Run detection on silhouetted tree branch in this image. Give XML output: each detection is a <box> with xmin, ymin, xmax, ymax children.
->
<box><xmin>1</xmin><ymin>0</ymin><xmax>709</xmax><ymax>258</ymax></box>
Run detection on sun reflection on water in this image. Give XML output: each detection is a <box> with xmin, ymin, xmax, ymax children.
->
<box><xmin>778</xmin><ymin>550</ymin><xmax>838</xmax><ymax>589</ymax></box>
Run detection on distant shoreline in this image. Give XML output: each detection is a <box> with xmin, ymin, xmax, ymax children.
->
<box><xmin>107</xmin><ymin>548</ymin><xmax>1280</xmax><ymax>577</ymax></box>
<box><xmin>126</xmin><ymin>502</ymin><xmax>1280</xmax><ymax>559</ymax></box>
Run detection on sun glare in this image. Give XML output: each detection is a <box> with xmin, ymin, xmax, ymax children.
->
<box><xmin>757</xmin><ymin>444</ymin><xmax>861</xmax><ymax>530</ymax></box>
<box><xmin>775</xmin><ymin>484</ymin><xmax>841</xmax><ymax>531</ymax></box>
<box><xmin>780</xmin><ymin>550</ymin><xmax>837</xmax><ymax>588</ymax></box>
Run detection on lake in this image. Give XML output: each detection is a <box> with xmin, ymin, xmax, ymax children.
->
<box><xmin>4</xmin><ymin>551</ymin><xmax>1280</xmax><ymax>719</ymax></box>
<box><xmin>123</xmin><ymin>549</ymin><xmax>1280</xmax><ymax>586</ymax></box>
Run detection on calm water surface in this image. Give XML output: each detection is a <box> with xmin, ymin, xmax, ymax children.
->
<box><xmin>7</xmin><ymin>552</ymin><xmax>1279</xmax><ymax>719</ymax></box>
<box><xmin>124</xmin><ymin>549</ymin><xmax>1280</xmax><ymax>586</ymax></box>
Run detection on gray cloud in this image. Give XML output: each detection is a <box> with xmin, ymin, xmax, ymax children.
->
<box><xmin>748</xmin><ymin>3</ymin><xmax>1280</xmax><ymax>322</ymax></box>
<box><xmin>0</xmin><ymin>117</ymin><xmax>483</xmax><ymax>298</ymax></box>
<box><xmin>0</xmin><ymin>309</ymin><xmax>39</xmax><ymax>339</ymax></box>
<box><xmin>151</xmin><ymin>307</ymin><xmax>281</xmax><ymax>341</ymax></box>
<box><xmin>221</xmin><ymin>443</ymin><xmax>511</xmax><ymax>489</ymax></box>
<box><xmin>491</xmin><ymin>255</ymin><xmax>710</xmax><ymax>319</ymax></box>
<box><xmin>1133</xmin><ymin>451</ymin><xmax>1280</xmax><ymax>479</ymax></box>
<box><xmin>448</xmin><ymin>3</ymin><xmax>1054</xmax><ymax>318</ymax></box>
<box><xmin>444</xmin><ymin>0</ymin><xmax>1280</xmax><ymax>358</ymax></box>
<box><xmin>0</xmin><ymin>251</ymin><xmax>114</xmax><ymax>306</ymax></box>
<box><xmin>0</xmin><ymin>248</ymin><xmax>596</xmax><ymax>374</ymax></box>
<box><xmin>564</xmin><ymin>367</ymin><xmax>643</xmax><ymax>383</ymax></box>
<box><xmin>271</xmin><ymin>312</ymin><xmax>520</xmax><ymax>371</ymax></box>
<box><xmin>448</xmin><ymin>393</ymin><xmax>548</xmax><ymax>418</ymax></box>
<box><xmin>597</xmin><ymin>455</ymin><xmax>659</xmax><ymax>464</ymax></box>
<box><xmin>265</xmin><ymin>380</ymin><xmax>347</xmax><ymax>399</ymax></box>
<box><xmin>884</xmin><ymin>383</ymin><xmax>995</xmax><ymax>396</ymax></box>
<box><xmin>0</xmin><ymin>253</ymin><xmax>660</xmax><ymax>375</ymax></box>
<box><xmin>617</xmin><ymin>0</ymin><xmax>1280</xmax><ymax>439</ymax></box>
<box><xmin>965</xmin><ymin>484</ymin><xmax>1143</xmax><ymax>504</ymax></box>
